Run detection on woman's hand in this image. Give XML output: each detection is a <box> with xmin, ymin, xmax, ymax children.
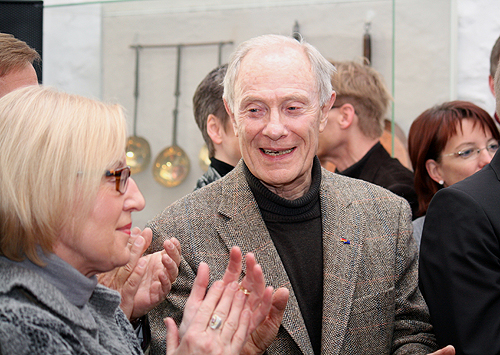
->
<box><xmin>173</xmin><ymin>246</ymin><xmax>289</xmax><ymax>355</ymax></box>
<box><xmin>165</xmin><ymin>262</ymin><xmax>251</xmax><ymax>355</ymax></box>
<box><xmin>97</xmin><ymin>227</ymin><xmax>181</xmax><ymax>320</ymax></box>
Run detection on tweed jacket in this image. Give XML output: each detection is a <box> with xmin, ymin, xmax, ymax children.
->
<box><xmin>146</xmin><ymin>160</ymin><xmax>437</xmax><ymax>355</ymax></box>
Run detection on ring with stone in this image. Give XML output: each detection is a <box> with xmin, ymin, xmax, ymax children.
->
<box><xmin>209</xmin><ymin>314</ymin><xmax>222</xmax><ymax>330</ymax></box>
<box><xmin>239</xmin><ymin>285</ymin><xmax>251</xmax><ymax>296</ymax></box>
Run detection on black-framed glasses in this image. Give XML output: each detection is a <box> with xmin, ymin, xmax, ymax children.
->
<box><xmin>105</xmin><ymin>166</ymin><xmax>131</xmax><ymax>194</ymax></box>
<box><xmin>442</xmin><ymin>141</ymin><xmax>500</xmax><ymax>160</ymax></box>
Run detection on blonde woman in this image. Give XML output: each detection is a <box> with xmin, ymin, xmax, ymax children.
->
<box><xmin>0</xmin><ymin>86</ymin><xmax>274</xmax><ymax>355</ymax></box>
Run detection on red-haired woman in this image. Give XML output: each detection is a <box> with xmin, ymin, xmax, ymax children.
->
<box><xmin>408</xmin><ymin>100</ymin><xmax>500</xmax><ymax>246</ymax></box>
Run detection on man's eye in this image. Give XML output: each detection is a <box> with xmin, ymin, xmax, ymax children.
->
<box><xmin>458</xmin><ymin>149</ymin><xmax>474</xmax><ymax>158</ymax></box>
<box><xmin>249</xmin><ymin>108</ymin><xmax>259</xmax><ymax>112</ymax></box>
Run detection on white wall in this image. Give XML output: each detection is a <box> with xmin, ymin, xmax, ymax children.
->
<box><xmin>44</xmin><ymin>0</ymin><xmax>102</xmax><ymax>98</ymax></box>
<box><xmin>456</xmin><ymin>0</ymin><xmax>500</xmax><ymax>116</ymax></box>
<box><xmin>42</xmin><ymin>0</ymin><xmax>500</xmax><ymax>228</ymax></box>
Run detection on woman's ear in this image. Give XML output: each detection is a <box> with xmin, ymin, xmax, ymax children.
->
<box><xmin>425</xmin><ymin>159</ymin><xmax>444</xmax><ymax>185</ymax></box>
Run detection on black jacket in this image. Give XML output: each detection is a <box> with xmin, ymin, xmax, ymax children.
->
<box><xmin>419</xmin><ymin>151</ymin><xmax>500</xmax><ymax>354</ymax></box>
<box><xmin>338</xmin><ymin>142</ymin><xmax>418</xmax><ymax>219</ymax></box>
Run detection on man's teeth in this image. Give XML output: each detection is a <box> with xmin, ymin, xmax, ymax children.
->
<box><xmin>262</xmin><ymin>148</ymin><xmax>293</xmax><ymax>156</ymax></box>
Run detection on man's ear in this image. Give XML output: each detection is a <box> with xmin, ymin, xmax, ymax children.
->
<box><xmin>489</xmin><ymin>75</ymin><xmax>496</xmax><ymax>97</ymax></box>
<box><xmin>206</xmin><ymin>114</ymin><xmax>223</xmax><ymax>145</ymax></box>
<box><xmin>319</xmin><ymin>91</ymin><xmax>336</xmax><ymax>132</ymax></box>
<box><xmin>223</xmin><ymin>98</ymin><xmax>238</xmax><ymax>137</ymax></box>
<box><xmin>338</xmin><ymin>103</ymin><xmax>355</xmax><ymax>130</ymax></box>
<box><xmin>425</xmin><ymin>159</ymin><xmax>444</xmax><ymax>184</ymax></box>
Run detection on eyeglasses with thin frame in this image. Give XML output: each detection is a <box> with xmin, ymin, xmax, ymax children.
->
<box><xmin>105</xmin><ymin>166</ymin><xmax>131</xmax><ymax>194</ymax></box>
<box><xmin>441</xmin><ymin>140</ymin><xmax>500</xmax><ymax>160</ymax></box>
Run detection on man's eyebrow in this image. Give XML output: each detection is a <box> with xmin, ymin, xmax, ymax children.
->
<box><xmin>240</xmin><ymin>93</ymin><xmax>309</xmax><ymax>105</ymax></box>
<box><xmin>239</xmin><ymin>95</ymin><xmax>263</xmax><ymax>105</ymax></box>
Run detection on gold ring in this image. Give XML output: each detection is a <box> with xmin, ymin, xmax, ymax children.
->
<box><xmin>239</xmin><ymin>285</ymin><xmax>251</xmax><ymax>295</ymax></box>
<box><xmin>209</xmin><ymin>314</ymin><xmax>222</xmax><ymax>330</ymax></box>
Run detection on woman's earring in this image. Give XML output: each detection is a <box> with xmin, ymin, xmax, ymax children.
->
<box><xmin>439</xmin><ymin>180</ymin><xmax>444</xmax><ymax>185</ymax></box>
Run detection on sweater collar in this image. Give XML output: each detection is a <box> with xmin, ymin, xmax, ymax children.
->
<box><xmin>1</xmin><ymin>249</ymin><xmax>97</xmax><ymax>308</ymax></box>
<box><xmin>243</xmin><ymin>156</ymin><xmax>322</xmax><ymax>218</ymax></box>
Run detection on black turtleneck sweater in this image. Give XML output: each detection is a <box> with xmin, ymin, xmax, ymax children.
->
<box><xmin>210</xmin><ymin>157</ymin><xmax>234</xmax><ymax>177</ymax></box>
<box><xmin>243</xmin><ymin>157</ymin><xmax>323</xmax><ymax>355</ymax></box>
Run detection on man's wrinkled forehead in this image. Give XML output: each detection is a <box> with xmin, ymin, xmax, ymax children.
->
<box><xmin>233</xmin><ymin>45</ymin><xmax>315</xmax><ymax>95</ymax></box>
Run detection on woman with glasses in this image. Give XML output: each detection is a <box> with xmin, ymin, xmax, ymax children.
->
<box><xmin>0</xmin><ymin>86</ymin><xmax>276</xmax><ymax>355</ymax></box>
<box><xmin>408</xmin><ymin>100</ymin><xmax>500</xmax><ymax>246</ymax></box>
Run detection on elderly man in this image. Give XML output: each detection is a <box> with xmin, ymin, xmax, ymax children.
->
<box><xmin>0</xmin><ymin>32</ymin><xmax>39</xmax><ymax>98</ymax></box>
<box><xmin>147</xmin><ymin>34</ymin><xmax>453</xmax><ymax>355</ymax></box>
<box><xmin>419</xmin><ymin>58</ymin><xmax>500</xmax><ymax>354</ymax></box>
<box><xmin>193</xmin><ymin>64</ymin><xmax>241</xmax><ymax>190</ymax></box>
<box><xmin>317</xmin><ymin>60</ymin><xmax>417</xmax><ymax>219</ymax></box>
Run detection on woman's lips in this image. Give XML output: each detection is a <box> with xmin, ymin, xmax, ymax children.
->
<box><xmin>117</xmin><ymin>223</ymin><xmax>132</xmax><ymax>235</ymax></box>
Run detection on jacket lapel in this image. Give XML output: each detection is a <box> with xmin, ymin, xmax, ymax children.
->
<box><xmin>216</xmin><ymin>163</ymin><xmax>315</xmax><ymax>355</ymax></box>
<box><xmin>319</xmin><ymin>170</ymin><xmax>363</xmax><ymax>355</ymax></box>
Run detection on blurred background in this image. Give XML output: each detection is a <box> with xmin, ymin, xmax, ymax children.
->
<box><xmin>2</xmin><ymin>0</ymin><xmax>499</xmax><ymax>227</ymax></box>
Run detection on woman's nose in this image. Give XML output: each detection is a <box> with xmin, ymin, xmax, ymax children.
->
<box><xmin>124</xmin><ymin>178</ymin><xmax>146</xmax><ymax>212</ymax></box>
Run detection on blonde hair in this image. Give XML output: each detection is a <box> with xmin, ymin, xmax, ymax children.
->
<box><xmin>0</xmin><ymin>33</ymin><xmax>40</xmax><ymax>77</ymax></box>
<box><xmin>331</xmin><ymin>60</ymin><xmax>392</xmax><ymax>139</ymax></box>
<box><xmin>0</xmin><ymin>86</ymin><xmax>127</xmax><ymax>265</ymax></box>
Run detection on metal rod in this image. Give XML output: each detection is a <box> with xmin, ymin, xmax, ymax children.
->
<box><xmin>390</xmin><ymin>0</ymin><xmax>396</xmax><ymax>157</ymax></box>
<box><xmin>132</xmin><ymin>45</ymin><xmax>140</xmax><ymax>136</ymax></box>
<box><xmin>130</xmin><ymin>41</ymin><xmax>233</xmax><ymax>50</ymax></box>
<box><xmin>172</xmin><ymin>44</ymin><xmax>182</xmax><ymax>146</ymax></box>
<box><xmin>292</xmin><ymin>21</ymin><xmax>301</xmax><ymax>41</ymax></box>
<box><xmin>218</xmin><ymin>42</ymin><xmax>223</xmax><ymax>66</ymax></box>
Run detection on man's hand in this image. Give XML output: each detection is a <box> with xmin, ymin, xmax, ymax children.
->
<box><xmin>97</xmin><ymin>227</ymin><xmax>181</xmax><ymax>320</ymax></box>
<box><xmin>241</xmin><ymin>287</ymin><xmax>289</xmax><ymax>355</ymax></box>
<box><xmin>428</xmin><ymin>345</ymin><xmax>455</xmax><ymax>355</ymax></box>
<box><xmin>222</xmin><ymin>246</ymin><xmax>290</xmax><ymax>354</ymax></box>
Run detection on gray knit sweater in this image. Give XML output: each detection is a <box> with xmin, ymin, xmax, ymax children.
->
<box><xmin>0</xmin><ymin>257</ymin><xmax>143</xmax><ymax>355</ymax></box>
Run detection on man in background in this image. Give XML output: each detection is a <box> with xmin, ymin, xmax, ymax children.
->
<box><xmin>317</xmin><ymin>60</ymin><xmax>418</xmax><ymax>218</ymax></box>
<box><xmin>489</xmin><ymin>35</ymin><xmax>500</xmax><ymax>125</ymax></box>
<box><xmin>0</xmin><ymin>32</ymin><xmax>39</xmax><ymax>98</ymax></box>
<box><xmin>193</xmin><ymin>64</ymin><xmax>241</xmax><ymax>190</ymax></box>
<box><xmin>419</xmin><ymin>58</ymin><xmax>500</xmax><ymax>354</ymax></box>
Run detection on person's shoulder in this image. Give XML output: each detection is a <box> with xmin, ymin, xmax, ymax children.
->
<box><xmin>194</xmin><ymin>165</ymin><xmax>222</xmax><ymax>191</ymax></box>
<box><xmin>0</xmin><ymin>301</ymin><xmax>82</xmax><ymax>354</ymax></box>
<box><xmin>375</xmin><ymin>154</ymin><xmax>414</xmax><ymax>184</ymax></box>
<box><xmin>149</xmin><ymin>164</ymin><xmax>244</xmax><ymax>223</ymax></box>
<box><xmin>448</xmin><ymin>162</ymin><xmax>496</xmax><ymax>197</ymax></box>
<box><xmin>0</xmin><ymin>275</ymin><xmax>80</xmax><ymax>355</ymax></box>
<box><xmin>322</xmin><ymin>167</ymin><xmax>407</xmax><ymax>204</ymax></box>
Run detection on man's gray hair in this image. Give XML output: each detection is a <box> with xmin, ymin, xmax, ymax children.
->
<box><xmin>223</xmin><ymin>34</ymin><xmax>335</xmax><ymax>113</ymax></box>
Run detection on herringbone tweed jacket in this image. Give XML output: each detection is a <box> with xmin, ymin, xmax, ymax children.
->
<box><xmin>146</xmin><ymin>160</ymin><xmax>437</xmax><ymax>355</ymax></box>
